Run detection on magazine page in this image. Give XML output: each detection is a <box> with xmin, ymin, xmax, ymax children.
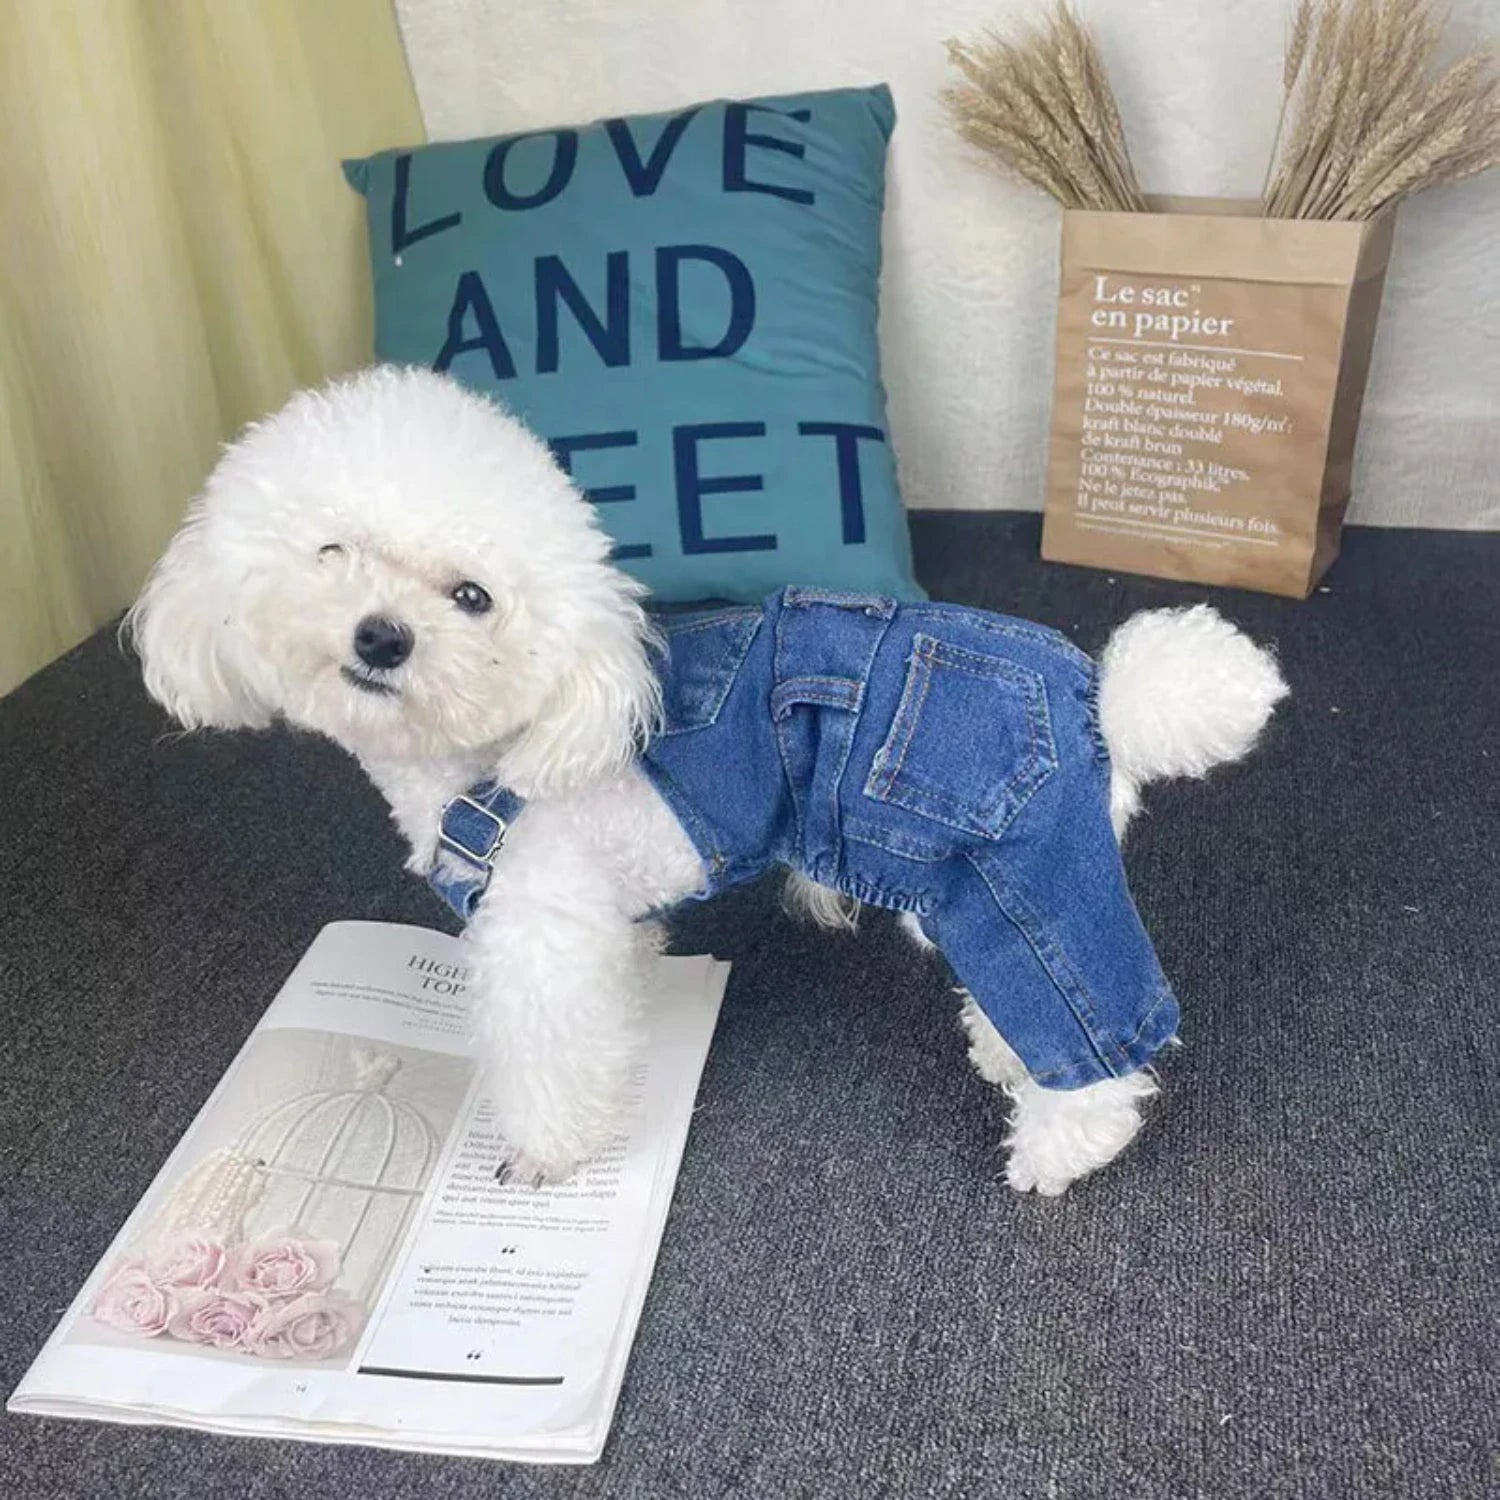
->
<box><xmin>8</xmin><ymin>921</ymin><xmax>728</xmax><ymax>1463</ymax></box>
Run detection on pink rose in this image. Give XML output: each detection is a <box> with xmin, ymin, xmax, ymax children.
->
<box><xmin>244</xmin><ymin>1291</ymin><xmax>366</xmax><ymax>1361</ymax></box>
<box><xmin>227</xmin><ymin>1228</ymin><xmax>339</xmax><ymax>1297</ymax></box>
<box><xmin>166</xmin><ymin>1287</ymin><xmax>267</xmax><ymax>1349</ymax></box>
<box><xmin>144</xmin><ymin>1230</ymin><xmax>228</xmax><ymax>1289</ymax></box>
<box><xmin>91</xmin><ymin>1258</ymin><xmax>177</xmax><ymax>1337</ymax></box>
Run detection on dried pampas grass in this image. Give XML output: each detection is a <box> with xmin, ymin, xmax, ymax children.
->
<box><xmin>943</xmin><ymin>3</ymin><xmax>1146</xmax><ymax>212</ymax></box>
<box><xmin>945</xmin><ymin>0</ymin><xmax>1497</xmax><ymax>221</ymax></box>
<box><xmin>1264</xmin><ymin>0</ymin><xmax>1498</xmax><ymax>217</ymax></box>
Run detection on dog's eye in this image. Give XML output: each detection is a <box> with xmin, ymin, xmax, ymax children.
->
<box><xmin>318</xmin><ymin>543</ymin><xmax>345</xmax><ymax>559</ymax></box>
<box><xmin>450</xmin><ymin>581</ymin><xmax>493</xmax><ymax>616</ymax></box>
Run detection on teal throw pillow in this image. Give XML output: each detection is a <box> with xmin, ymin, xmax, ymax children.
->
<box><xmin>343</xmin><ymin>84</ymin><xmax>920</xmax><ymax>603</ymax></box>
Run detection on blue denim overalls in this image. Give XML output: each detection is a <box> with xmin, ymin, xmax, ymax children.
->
<box><xmin>432</xmin><ymin>587</ymin><xmax>1179</xmax><ymax>1090</ymax></box>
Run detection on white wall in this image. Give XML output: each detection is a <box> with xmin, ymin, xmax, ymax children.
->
<box><xmin>393</xmin><ymin>0</ymin><xmax>1500</xmax><ymax>528</ymax></box>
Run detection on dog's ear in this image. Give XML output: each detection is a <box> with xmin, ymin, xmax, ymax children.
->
<box><xmin>126</xmin><ymin>511</ymin><xmax>272</xmax><ymax>731</ymax></box>
<box><xmin>503</xmin><ymin>580</ymin><xmax>661</xmax><ymax>795</ymax></box>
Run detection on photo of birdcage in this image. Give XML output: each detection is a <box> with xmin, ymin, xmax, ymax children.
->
<box><xmin>75</xmin><ymin>1029</ymin><xmax>471</xmax><ymax>1366</ymax></box>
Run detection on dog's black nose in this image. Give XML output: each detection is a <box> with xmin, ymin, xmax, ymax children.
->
<box><xmin>353</xmin><ymin>615</ymin><xmax>414</xmax><ymax>671</ymax></box>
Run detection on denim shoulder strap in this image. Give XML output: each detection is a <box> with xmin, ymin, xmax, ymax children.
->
<box><xmin>426</xmin><ymin>781</ymin><xmax>528</xmax><ymax>922</ymax></box>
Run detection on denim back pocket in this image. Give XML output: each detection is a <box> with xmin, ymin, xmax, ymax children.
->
<box><xmin>863</xmin><ymin>633</ymin><xmax>1058</xmax><ymax>840</ymax></box>
<box><xmin>653</xmin><ymin>607</ymin><xmax>763</xmax><ymax>735</ymax></box>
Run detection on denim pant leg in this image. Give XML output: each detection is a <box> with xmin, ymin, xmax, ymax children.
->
<box><xmin>925</xmin><ymin>845</ymin><xmax>1180</xmax><ymax>1091</ymax></box>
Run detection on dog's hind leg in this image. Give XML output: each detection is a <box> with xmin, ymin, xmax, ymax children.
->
<box><xmin>957</xmin><ymin>991</ymin><xmax>1156</xmax><ymax>1195</ymax></box>
<box><xmin>956</xmin><ymin>989</ymin><xmax>1029</xmax><ymax>1090</ymax></box>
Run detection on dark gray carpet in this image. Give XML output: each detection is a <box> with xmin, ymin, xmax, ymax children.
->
<box><xmin>2</xmin><ymin>515</ymin><xmax>1496</xmax><ymax>1499</ymax></box>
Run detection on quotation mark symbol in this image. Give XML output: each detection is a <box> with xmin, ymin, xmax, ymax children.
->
<box><xmin>465</xmin><ymin>1349</ymin><xmax>483</xmax><ymax>1361</ymax></box>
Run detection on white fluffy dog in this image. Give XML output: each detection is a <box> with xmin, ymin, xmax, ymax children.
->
<box><xmin>130</xmin><ymin>367</ymin><xmax>1287</xmax><ymax>1196</ymax></box>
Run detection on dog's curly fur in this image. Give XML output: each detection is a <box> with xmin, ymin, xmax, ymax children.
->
<box><xmin>129</xmin><ymin>366</ymin><xmax>1288</xmax><ymax>1195</ymax></box>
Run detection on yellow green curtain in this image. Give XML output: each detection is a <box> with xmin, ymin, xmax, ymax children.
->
<box><xmin>0</xmin><ymin>0</ymin><xmax>424</xmax><ymax>696</ymax></box>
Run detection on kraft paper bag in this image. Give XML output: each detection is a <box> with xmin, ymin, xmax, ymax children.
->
<box><xmin>1041</xmin><ymin>197</ymin><xmax>1395</xmax><ymax>598</ymax></box>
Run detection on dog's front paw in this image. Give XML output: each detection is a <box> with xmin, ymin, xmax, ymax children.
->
<box><xmin>490</xmin><ymin>1096</ymin><xmax>616</xmax><ymax>1188</ymax></box>
<box><xmin>494</xmin><ymin>1144</ymin><xmax>578</xmax><ymax>1189</ymax></box>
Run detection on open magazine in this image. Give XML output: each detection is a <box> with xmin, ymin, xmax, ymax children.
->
<box><xmin>8</xmin><ymin>921</ymin><xmax>729</xmax><ymax>1464</ymax></box>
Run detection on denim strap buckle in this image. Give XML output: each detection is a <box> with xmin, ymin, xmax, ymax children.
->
<box><xmin>438</xmin><ymin>783</ymin><xmax>528</xmax><ymax>870</ymax></box>
<box><xmin>429</xmin><ymin>783</ymin><xmax>529</xmax><ymax>922</ymax></box>
<box><xmin>439</xmin><ymin>797</ymin><xmax>507</xmax><ymax>868</ymax></box>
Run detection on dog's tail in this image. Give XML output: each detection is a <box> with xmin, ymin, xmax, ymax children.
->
<box><xmin>1097</xmin><ymin>605</ymin><xmax>1288</xmax><ymax>835</ymax></box>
